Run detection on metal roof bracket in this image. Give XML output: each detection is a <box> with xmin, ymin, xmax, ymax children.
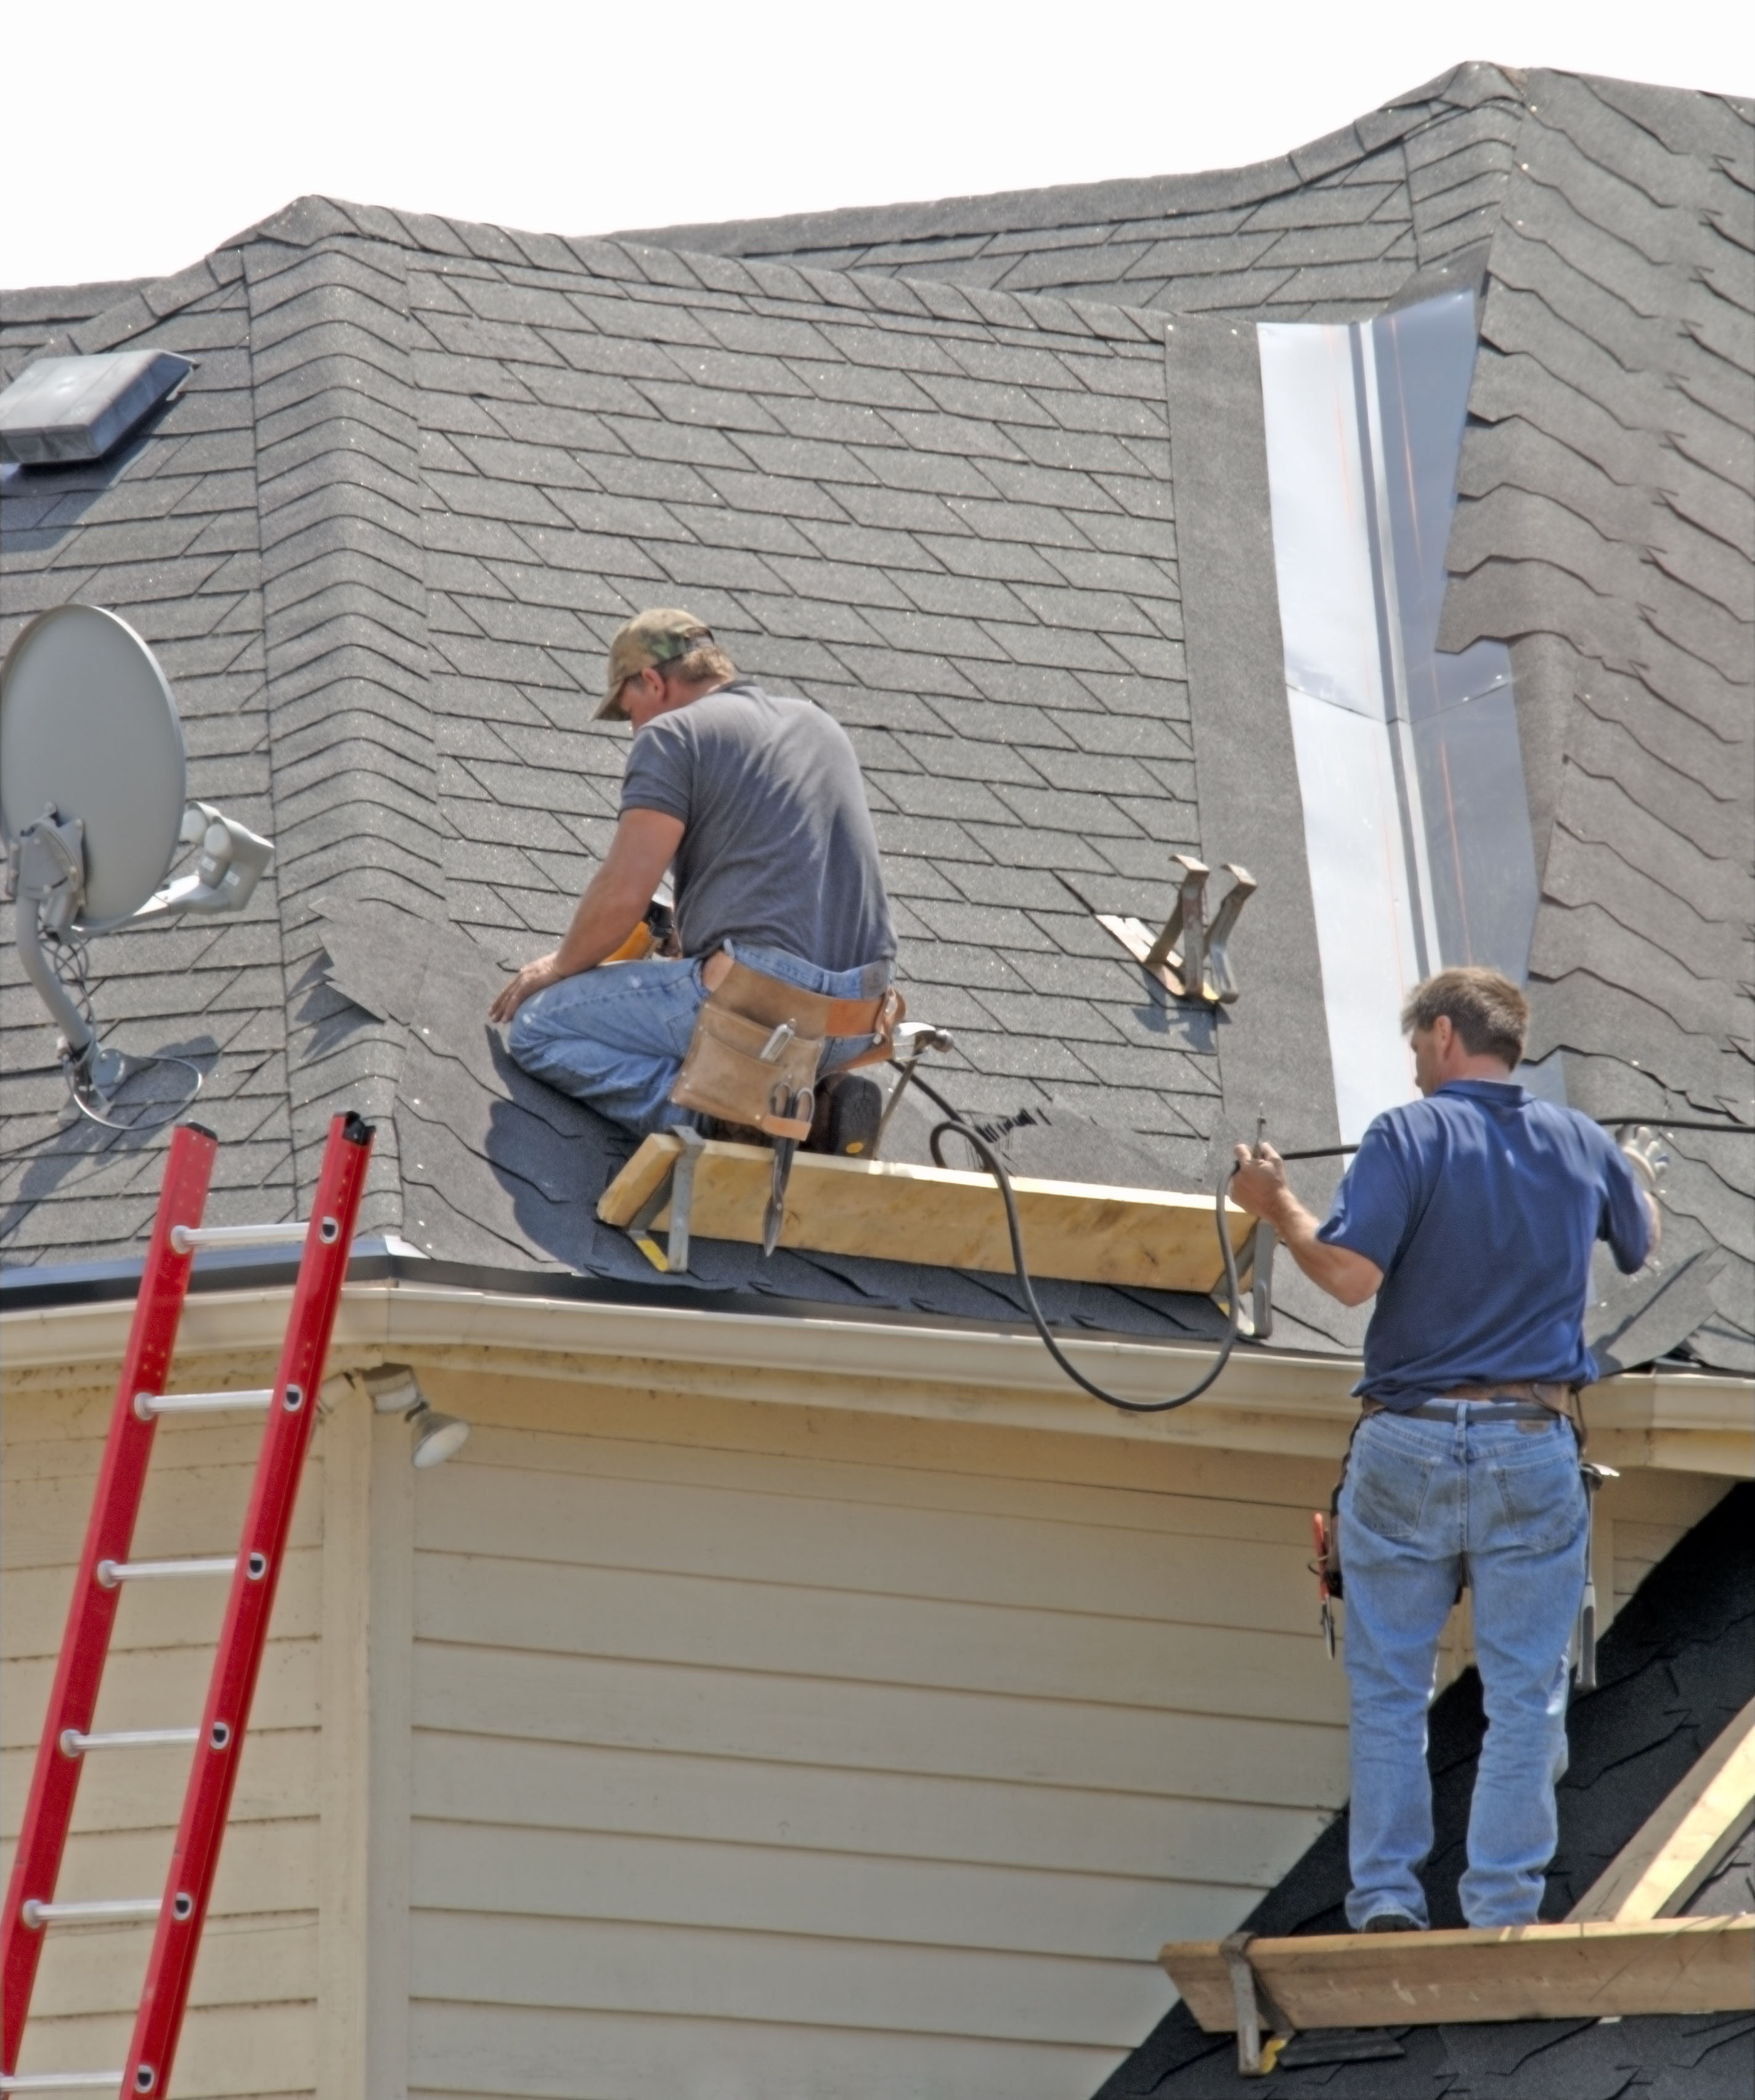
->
<box><xmin>1097</xmin><ymin>856</ymin><xmax>1256</xmax><ymax>1007</ymax></box>
<box><xmin>624</xmin><ymin>1126</ymin><xmax>707</xmax><ymax>1275</ymax></box>
<box><xmin>1220</xmin><ymin>1930</ymin><xmax>1293</xmax><ymax>2075</ymax></box>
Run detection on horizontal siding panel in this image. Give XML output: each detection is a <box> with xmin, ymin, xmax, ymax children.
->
<box><xmin>2</xmin><ymin>1729</ymin><xmax>319</xmax><ymax>1843</ymax></box>
<box><xmin>410</xmin><ymin>1999</ymin><xmax>1118</xmax><ymax>2100</ymax></box>
<box><xmin>415</xmin><ymin>1547</ymin><xmax>1346</xmax><ymax>1725</ymax></box>
<box><xmin>4</xmin><ymin>1546</ymin><xmax>322</xmax><ymax>1661</ymax></box>
<box><xmin>2</xmin><ymin>1419</ymin><xmax>287</xmax><ymax>1481</ymax></box>
<box><xmin>4</xmin><ymin>1459</ymin><xmax>322</xmax><ymax>1572</ymax></box>
<box><xmin>35</xmin><ymin>1813</ymin><xmax>317</xmax><ymax>1917</ymax></box>
<box><xmin>447</xmin><ymin>1412</ymin><xmax>1334</xmax><ymax>1537</ymax></box>
<box><xmin>412</xmin><ymin>1730</ymin><xmax>1324</xmax><ymax>1884</ymax></box>
<box><xmin>27</xmin><ymin>1914</ymin><xmax>316</xmax><ymax>2019</ymax></box>
<box><xmin>413</xmin><ymin>1461</ymin><xmax>1320</xmax><ymax>1635</ymax></box>
<box><xmin>412</xmin><ymin>1642</ymin><xmax>1347</xmax><ymax>1805</ymax></box>
<box><xmin>411</xmin><ymin>1817</ymin><xmax>1252</xmax><ymax>1958</ymax></box>
<box><xmin>424</xmin><ymin>1368</ymin><xmax>1337</xmax><ymax>1513</ymax></box>
<box><xmin>14</xmin><ymin>2001</ymin><xmax>315</xmax><ymax>2098</ymax></box>
<box><xmin>409</xmin><ymin>1909</ymin><xmax>1165</xmax><ymax>2047</ymax></box>
<box><xmin>2</xmin><ymin>1638</ymin><xmax>319</xmax><ymax>1750</ymax></box>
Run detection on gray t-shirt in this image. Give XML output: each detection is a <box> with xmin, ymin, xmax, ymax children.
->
<box><xmin>619</xmin><ymin>682</ymin><xmax>895</xmax><ymax>972</ymax></box>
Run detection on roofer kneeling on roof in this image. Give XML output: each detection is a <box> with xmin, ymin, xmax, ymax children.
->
<box><xmin>488</xmin><ymin>609</ymin><xmax>898</xmax><ymax>1156</ymax></box>
<box><xmin>1231</xmin><ymin>968</ymin><xmax>1661</xmax><ymax>1935</ymax></box>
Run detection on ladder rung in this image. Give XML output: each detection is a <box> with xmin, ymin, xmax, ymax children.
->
<box><xmin>0</xmin><ymin>2075</ymin><xmax>124</xmax><ymax>2092</ymax></box>
<box><xmin>59</xmin><ymin>1728</ymin><xmax>198</xmax><ymax>1757</ymax></box>
<box><xmin>22</xmin><ymin>1897</ymin><xmax>160</xmax><ymax>1927</ymax></box>
<box><xmin>134</xmin><ymin>1387</ymin><xmax>272</xmax><ymax>1419</ymax></box>
<box><xmin>96</xmin><ymin>1556</ymin><xmax>237</xmax><ymax>1588</ymax></box>
<box><xmin>169</xmin><ymin>1219</ymin><xmax>310</xmax><ymax>1253</ymax></box>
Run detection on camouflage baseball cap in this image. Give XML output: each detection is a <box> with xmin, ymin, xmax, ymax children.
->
<box><xmin>596</xmin><ymin>608</ymin><xmax>715</xmax><ymax>721</ymax></box>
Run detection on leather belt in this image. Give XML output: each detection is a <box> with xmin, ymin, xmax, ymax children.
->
<box><xmin>825</xmin><ymin>986</ymin><xmax>902</xmax><ymax>1039</ymax></box>
<box><xmin>1404</xmin><ymin>1399</ymin><xmax>1557</xmax><ymax>1424</ymax></box>
<box><xmin>1440</xmin><ymin>1380</ymin><xmax>1573</xmax><ymax>1406</ymax></box>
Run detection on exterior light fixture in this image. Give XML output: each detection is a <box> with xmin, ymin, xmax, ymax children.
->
<box><xmin>362</xmin><ymin>1364</ymin><xmax>470</xmax><ymax>1469</ymax></box>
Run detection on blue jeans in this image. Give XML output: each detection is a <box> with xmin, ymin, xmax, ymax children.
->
<box><xmin>507</xmin><ymin>941</ymin><xmax>890</xmax><ymax>1136</ymax></box>
<box><xmin>1339</xmin><ymin>1406</ymin><xmax>1588</xmax><ymax>1930</ymax></box>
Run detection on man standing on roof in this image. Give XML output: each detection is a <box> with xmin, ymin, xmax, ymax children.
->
<box><xmin>489</xmin><ymin>608</ymin><xmax>897</xmax><ymax>1156</ymax></box>
<box><xmin>1231</xmin><ymin>968</ymin><xmax>1659</xmax><ymax>1934</ymax></box>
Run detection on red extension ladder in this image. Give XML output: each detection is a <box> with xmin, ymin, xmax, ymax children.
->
<box><xmin>2</xmin><ymin>1113</ymin><xmax>374</xmax><ymax>2097</ymax></box>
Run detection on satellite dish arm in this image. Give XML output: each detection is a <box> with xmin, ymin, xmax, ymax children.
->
<box><xmin>132</xmin><ymin>803</ymin><xmax>274</xmax><ymax>922</ymax></box>
<box><xmin>6</xmin><ymin>812</ymin><xmax>97</xmax><ymax>1063</ymax></box>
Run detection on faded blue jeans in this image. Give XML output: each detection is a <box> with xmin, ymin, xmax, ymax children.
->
<box><xmin>507</xmin><ymin>941</ymin><xmax>890</xmax><ymax>1136</ymax></box>
<box><xmin>1339</xmin><ymin>1405</ymin><xmax>1588</xmax><ymax>1930</ymax></box>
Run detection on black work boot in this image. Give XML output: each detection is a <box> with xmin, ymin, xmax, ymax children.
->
<box><xmin>808</xmin><ymin>1072</ymin><xmax>882</xmax><ymax>1157</ymax></box>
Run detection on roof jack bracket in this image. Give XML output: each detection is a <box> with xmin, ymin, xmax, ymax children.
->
<box><xmin>1240</xmin><ymin>1221</ymin><xmax>1276</xmax><ymax>1341</ymax></box>
<box><xmin>1220</xmin><ymin>1930</ymin><xmax>1293</xmax><ymax>2076</ymax></box>
<box><xmin>625</xmin><ymin>1126</ymin><xmax>707</xmax><ymax>1275</ymax></box>
<box><xmin>1214</xmin><ymin>1218</ymin><xmax>1276</xmax><ymax>1340</ymax></box>
<box><xmin>1098</xmin><ymin>855</ymin><xmax>1256</xmax><ymax>1007</ymax></box>
<box><xmin>1574</xmin><ymin>1461</ymin><xmax>1619</xmax><ymax>1691</ymax></box>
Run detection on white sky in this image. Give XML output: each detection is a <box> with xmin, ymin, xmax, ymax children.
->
<box><xmin>4</xmin><ymin>0</ymin><xmax>1748</xmax><ymax>292</ymax></box>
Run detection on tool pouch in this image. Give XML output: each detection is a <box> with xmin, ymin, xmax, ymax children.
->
<box><xmin>1314</xmin><ymin>1496</ymin><xmax>1343</xmax><ymax>1602</ymax></box>
<box><xmin>670</xmin><ymin>962</ymin><xmax>830</xmax><ymax>1140</ymax></box>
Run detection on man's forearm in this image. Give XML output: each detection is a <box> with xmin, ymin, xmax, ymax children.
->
<box><xmin>1264</xmin><ymin>1193</ymin><xmax>1380</xmax><ymax>1305</ymax></box>
<box><xmin>550</xmin><ymin>867</ymin><xmax>652</xmax><ymax>978</ymax></box>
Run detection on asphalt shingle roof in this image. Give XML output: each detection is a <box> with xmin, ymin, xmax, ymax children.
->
<box><xmin>2</xmin><ymin>62</ymin><xmax>1748</xmax><ymax>1373</ymax></box>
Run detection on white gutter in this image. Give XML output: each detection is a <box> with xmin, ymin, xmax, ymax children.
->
<box><xmin>4</xmin><ymin>1277</ymin><xmax>1749</xmax><ymax>1471</ymax></box>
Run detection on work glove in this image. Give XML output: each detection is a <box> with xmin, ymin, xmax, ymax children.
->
<box><xmin>1619</xmin><ymin>1126</ymin><xmax>1669</xmax><ymax>1197</ymax></box>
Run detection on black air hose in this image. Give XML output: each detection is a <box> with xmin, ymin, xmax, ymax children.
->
<box><xmin>903</xmin><ymin>1076</ymin><xmax>1751</xmax><ymax>1415</ymax></box>
<box><xmin>910</xmin><ymin>1075</ymin><xmax>1244</xmax><ymax>1416</ymax></box>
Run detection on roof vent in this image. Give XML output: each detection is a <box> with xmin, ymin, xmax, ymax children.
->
<box><xmin>0</xmin><ymin>351</ymin><xmax>194</xmax><ymax>466</ymax></box>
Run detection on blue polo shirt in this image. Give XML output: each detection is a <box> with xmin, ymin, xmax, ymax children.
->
<box><xmin>1319</xmin><ymin>1081</ymin><xmax>1652</xmax><ymax>1407</ymax></box>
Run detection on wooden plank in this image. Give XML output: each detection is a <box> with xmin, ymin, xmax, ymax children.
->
<box><xmin>1161</xmin><ymin>1914</ymin><xmax>1755</xmax><ymax>2030</ymax></box>
<box><xmin>597</xmin><ymin>1134</ymin><xmax>1250</xmax><ymax>1291</ymax></box>
<box><xmin>1570</xmin><ymin>1700</ymin><xmax>1755</xmax><ymax>1922</ymax></box>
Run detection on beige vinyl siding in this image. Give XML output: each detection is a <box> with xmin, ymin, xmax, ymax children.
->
<box><xmin>1598</xmin><ymin>1471</ymin><xmax>1733</xmax><ymax>1619</ymax></box>
<box><xmin>1</xmin><ymin>1376</ymin><xmax>322</xmax><ymax>2098</ymax></box>
<box><xmin>4</xmin><ymin>1336</ymin><xmax>1735</xmax><ymax>2100</ymax></box>
<box><xmin>404</xmin><ymin>1370</ymin><xmax>1350</xmax><ymax>2099</ymax></box>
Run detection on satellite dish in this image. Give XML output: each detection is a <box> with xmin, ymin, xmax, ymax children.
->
<box><xmin>2</xmin><ymin>603</ymin><xmax>274</xmax><ymax>1127</ymax></box>
<box><xmin>1</xmin><ymin>603</ymin><xmax>187</xmax><ymax>929</ymax></box>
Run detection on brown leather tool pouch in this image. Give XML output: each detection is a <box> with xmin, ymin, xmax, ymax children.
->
<box><xmin>670</xmin><ymin>964</ymin><xmax>829</xmax><ymax>1140</ymax></box>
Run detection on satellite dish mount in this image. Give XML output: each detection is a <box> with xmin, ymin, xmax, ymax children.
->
<box><xmin>2</xmin><ymin>605</ymin><xmax>274</xmax><ymax>1126</ymax></box>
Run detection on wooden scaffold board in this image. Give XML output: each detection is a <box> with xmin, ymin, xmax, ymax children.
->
<box><xmin>1161</xmin><ymin>1914</ymin><xmax>1755</xmax><ymax>2033</ymax></box>
<box><xmin>598</xmin><ymin>1134</ymin><xmax>1250</xmax><ymax>1293</ymax></box>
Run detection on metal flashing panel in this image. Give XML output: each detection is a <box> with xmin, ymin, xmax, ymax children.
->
<box><xmin>1258</xmin><ymin>290</ymin><xmax>1539</xmax><ymax>1142</ymax></box>
<box><xmin>0</xmin><ymin>351</ymin><xmax>193</xmax><ymax>464</ymax></box>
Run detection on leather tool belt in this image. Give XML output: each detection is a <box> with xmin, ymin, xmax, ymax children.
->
<box><xmin>669</xmin><ymin>959</ymin><xmax>904</xmax><ymax>1142</ymax></box>
<box><xmin>1439</xmin><ymin>1379</ymin><xmax>1586</xmax><ymax>1440</ymax></box>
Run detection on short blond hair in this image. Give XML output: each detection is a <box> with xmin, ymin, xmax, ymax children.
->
<box><xmin>1401</xmin><ymin>966</ymin><xmax>1528</xmax><ymax>1066</ymax></box>
<box><xmin>663</xmin><ymin>640</ymin><xmax>736</xmax><ymax>688</ymax></box>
